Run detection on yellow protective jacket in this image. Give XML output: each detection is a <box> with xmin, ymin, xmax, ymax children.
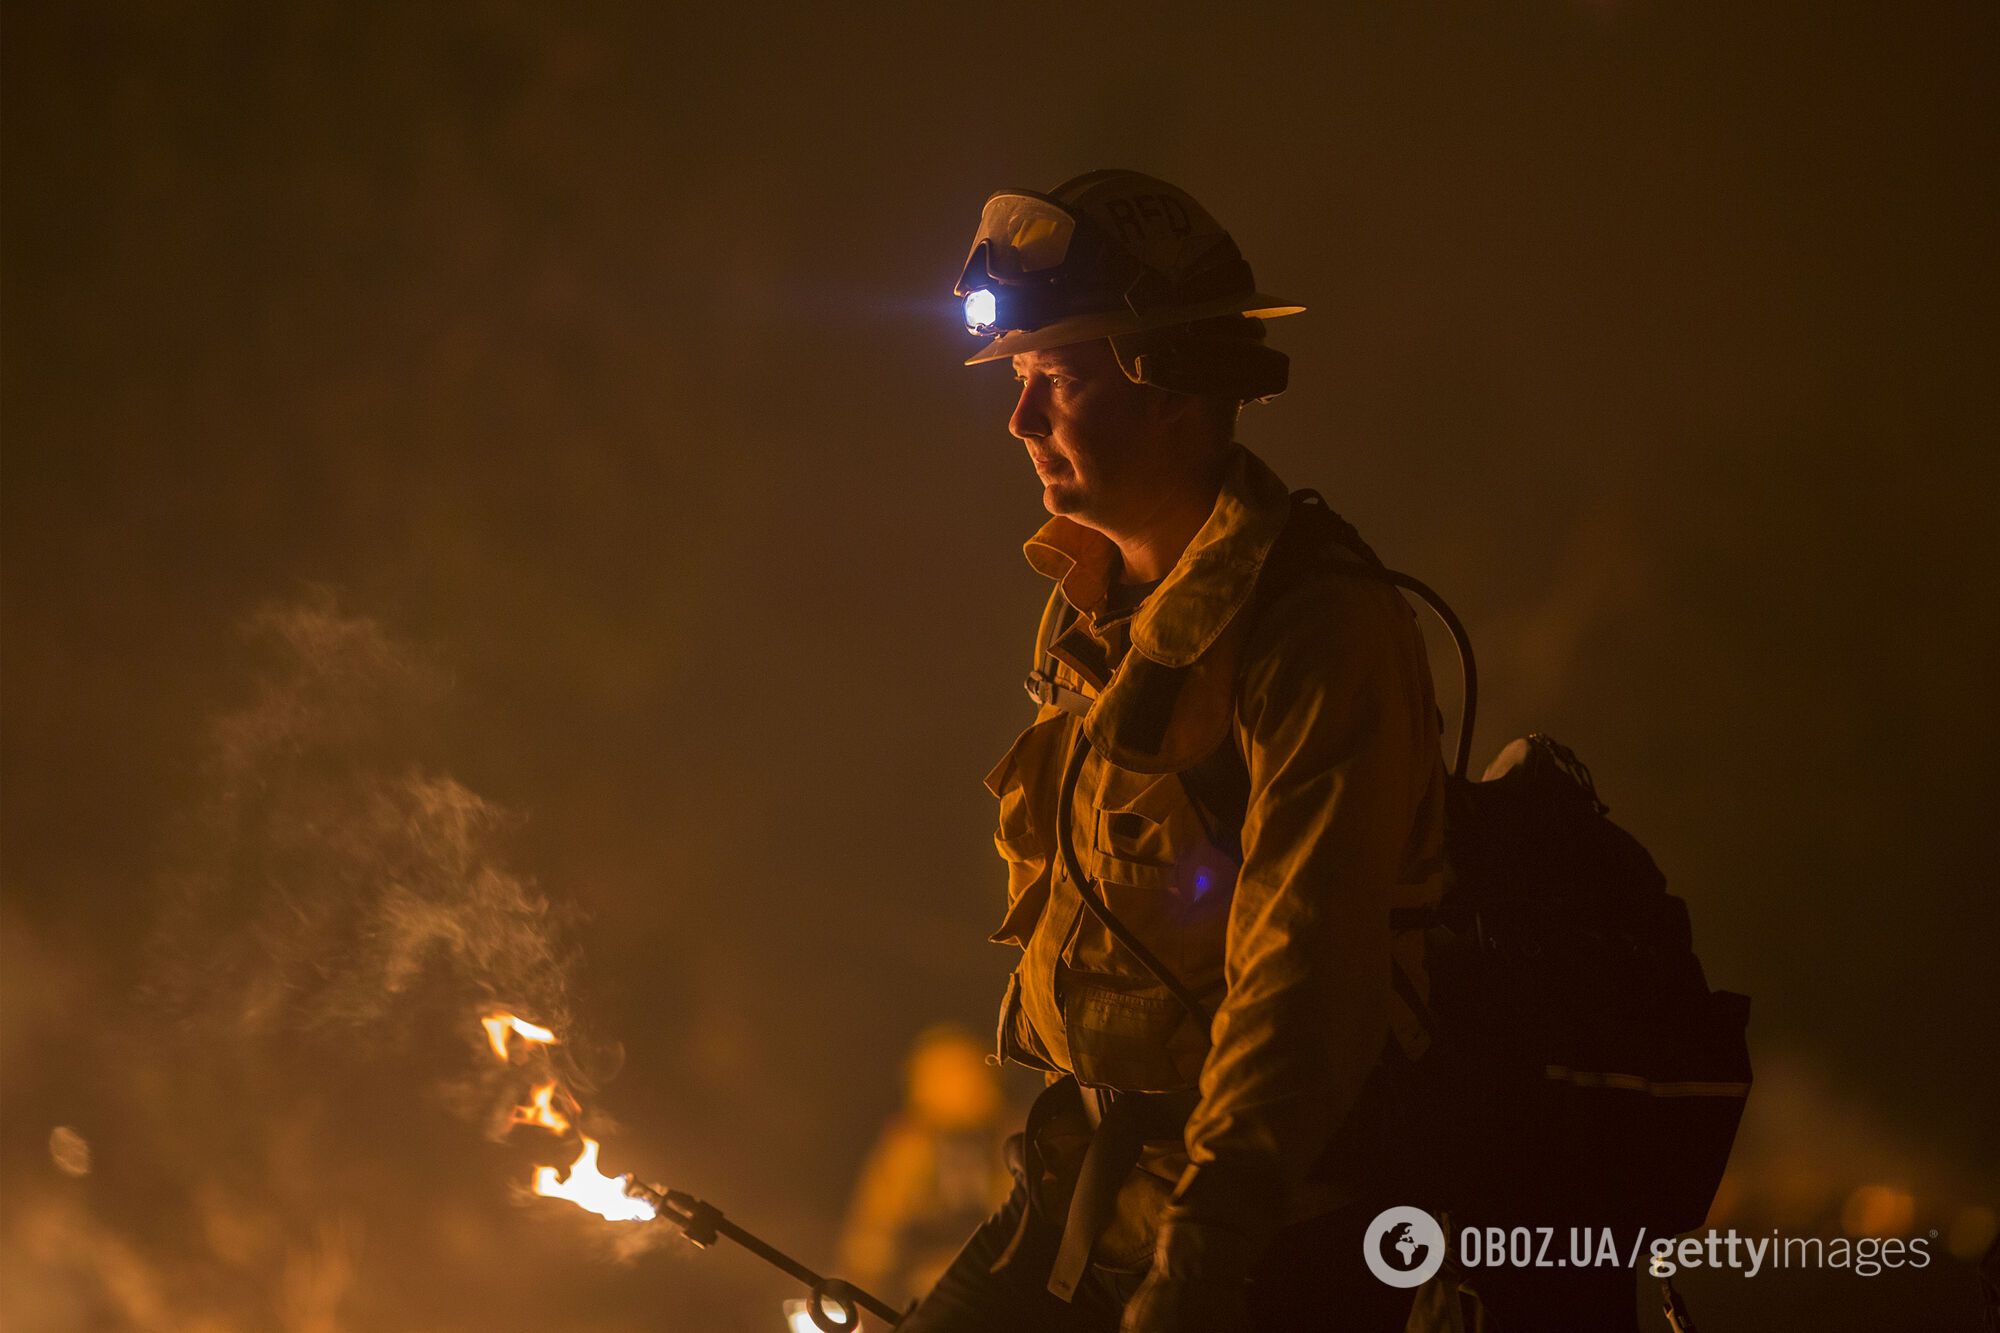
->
<box><xmin>983</xmin><ymin>444</ymin><xmax>1446</xmax><ymax>1253</ymax></box>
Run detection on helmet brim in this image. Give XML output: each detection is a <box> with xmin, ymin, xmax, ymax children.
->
<box><xmin>962</xmin><ymin>292</ymin><xmax>1304</xmax><ymax>365</ymax></box>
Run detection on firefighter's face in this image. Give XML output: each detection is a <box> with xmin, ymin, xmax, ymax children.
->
<box><xmin>1008</xmin><ymin>341</ymin><xmax>1179</xmax><ymax>526</ymax></box>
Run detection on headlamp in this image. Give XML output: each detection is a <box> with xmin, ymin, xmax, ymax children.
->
<box><xmin>956</xmin><ymin>280</ymin><xmax>1095</xmax><ymax>340</ymax></box>
<box><xmin>962</xmin><ymin>287</ymin><xmax>998</xmax><ymax>334</ymax></box>
<box><xmin>950</xmin><ymin>169</ymin><xmax>1306</xmax><ymax>378</ymax></box>
<box><xmin>953</xmin><ymin>190</ymin><xmax>1107</xmax><ymax>339</ymax></box>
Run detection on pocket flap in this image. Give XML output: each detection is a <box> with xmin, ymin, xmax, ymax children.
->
<box><xmin>1091</xmin><ymin>768</ymin><xmax>1186</xmax><ymax>821</ymax></box>
<box><xmin>983</xmin><ymin>710</ymin><xmax>1070</xmax><ymax>799</ymax></box>
<box><xmin>1086</xmin><ymin>770</ymin><xmax>1189</xmax><ymax>885</ymax></box>
<box><xmin>995</xmin><ymin>791</ymin><xmax>1040</xmax><ymax>862</ymax></box>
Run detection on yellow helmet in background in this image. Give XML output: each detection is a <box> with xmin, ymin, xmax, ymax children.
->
<box><xmin>954</xmin><ymin>169</ymin><xmax>1302</xmax><ymax>399</ymax></box>
<box><xmin>903</xmin><ymin>1024</ymin><xmax>1001</xmax><ymax>1130</ymax></box>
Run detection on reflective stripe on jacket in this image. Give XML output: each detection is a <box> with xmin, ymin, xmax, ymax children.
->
<box><xmin>984</xmin><ymin>443</ymin><xmax>1446</xmax><ymax>1239</ymax></box>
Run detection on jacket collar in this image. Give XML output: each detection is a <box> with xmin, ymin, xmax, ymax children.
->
<box><xmin>1022</xmin><ymin>444</ymin><xmax>1293</xmax><ymax>669</ymax></box>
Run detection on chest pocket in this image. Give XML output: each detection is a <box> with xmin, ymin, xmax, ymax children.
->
<box><xmin>1083</xmin><ymin>766</ymin><xmax>1235</xmax><ymax>908</ymax></box>
<box><xmin>1066</xmin><ymin>764</ymin><xmax>1238</xmax><ymax>999</ymax></box>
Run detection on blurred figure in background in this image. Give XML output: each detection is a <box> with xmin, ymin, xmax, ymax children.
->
<box><xmin>838</xmin><ymin>1026</ymin><xmax>1015</xmax><ymax>1310</ymax></box>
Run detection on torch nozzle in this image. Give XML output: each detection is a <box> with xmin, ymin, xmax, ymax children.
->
<box><xmin>632</xmin><ymin>1184</ymin><xmax>721</xmax><ymax>1248</ymax></box>
<box><xmin>632</xmin><ymin>1182</ymin><xmax>902</xmax><ymax>1329</ymax></box>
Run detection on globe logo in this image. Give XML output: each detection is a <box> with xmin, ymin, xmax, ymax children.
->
<box><xmin>1362</xmin><ymin>1205</ymin><xmax>1446</xmax><ymax>1288</ymax></box>
<box><xmin>1388</xmin><ymin>1223</ymin><xmax>1426</xmax><ymax>1268</ymax></box>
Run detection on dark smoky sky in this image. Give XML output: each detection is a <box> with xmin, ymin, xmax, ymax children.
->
<box><xmin>3</xmin><ymin>3</ymin><xmax>1996</xmax><ymax>1330</ymax></box>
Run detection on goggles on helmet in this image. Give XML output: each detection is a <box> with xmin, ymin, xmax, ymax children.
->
<box><xmin>953</xmin><ymin>190</ymin><xmax>1133</xmax><ymax>337</ymax></box>
<box><xmin>966</xmin><ymin>192</ymin><xmax>1078</xmax><ymax>279</ymax></box>
<box><xmin>952</xmin><ymin>172</ymin><xmax>1305</xmax><ymax>369</ymax></box>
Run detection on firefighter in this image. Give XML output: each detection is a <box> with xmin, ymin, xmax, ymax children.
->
<box><xmin>836</xmin><ymin>1025</ymin><xmax>1015</xmax><ymax>1308</ymax></box>
<box><xmin>900</xmin><ymin>171</ymin><xmax>1448</xmax><ymax>1332</ymax></box>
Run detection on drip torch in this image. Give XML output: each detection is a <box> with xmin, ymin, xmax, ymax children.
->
<box><xmin>628</xmin><ymin>1182</ymin><xmax>904</xmax><ymax>1330</ymax></box>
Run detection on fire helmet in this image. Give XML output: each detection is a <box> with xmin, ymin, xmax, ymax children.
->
<box><xmin>954</xmin><ymin>169</ymin><xmax>1302</xmax><ymax>400</ymax></box>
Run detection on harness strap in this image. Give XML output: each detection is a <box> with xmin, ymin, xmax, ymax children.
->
<box><xmin>1025</xmin><ymin>494</ymin><xmax>1461</xmax><ymax>1053</ymax></box>
<box><xmin>988</xmin><ymin>1079</ymin><xmax>1200</xmax><ymax>1297</ymax></box>
<box><xmin>1046</xmin><ymin>1087</ymin><xmax>1199</xmax><ymax>1301</ymax></box>
<box><xmin>1040</xmin><ymin>1096</ymin><xmax>1136</xmax><ymax>1288</ymax></box>
<box><xmin>1024</xmin><ymin>667</ymin><xmax>1094</xmax><ymax>718</ymax></box>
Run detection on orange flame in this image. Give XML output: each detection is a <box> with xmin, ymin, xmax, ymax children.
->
<box><xmin>482</xmin><ymin>1012</ymin><xmax>558</xmax><ymax>1061</ymax></box>
<box><xmin>509</xmin><ymin>1081</ymin><xmax>573</xmax><ymax>1135</ymax></box>
<box><xmin>532</xmin><ymin>1137</ymin><xmax>658</xmax><ymax>1223</ymax></box>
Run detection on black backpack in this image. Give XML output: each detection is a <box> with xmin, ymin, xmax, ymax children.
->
<box><xmin>1047</xmin><ymin>491</ymin><xmax>1752</xmax><ymax>1238</ymax></box>
<box><xmin>1417</xmin><ymin>731</ymin><xmax>1753</xmax><ymax>1235</ymax></box>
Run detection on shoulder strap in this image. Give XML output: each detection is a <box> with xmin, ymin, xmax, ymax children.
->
<box><xmin>1024</xmin><ymin>491</ymin><xmax>1477</xmax><ymax>830</ymax></box>
<box><xmin>1029</xmin><ymin>494</ymin><xmax>1470</xmax><ymax>1033</ymax></box>
<box><xmin>1171</xmin><ymin>493</ymin><xmax>1355</xmax><ymax>861</ymax></box>
<box><xmin>1024</xmin><ymin>591</ymin><xmax>1095</xmax><ymax>716</ymax></box>
<box><xmin>1281</xmin><ymin>491</ymin><xmax>1477</xmax><ymax>781</ymax></box>
<box><xmin>1178</xmin><ymin>489</ymin><xmax>1475</xmax><ymax>867</ymax></box>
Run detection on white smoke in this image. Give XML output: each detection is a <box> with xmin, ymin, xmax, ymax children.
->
<box><xmin>0</xmin><ymin>591</ymin><xmax>652</xmax><ymax>1332</ymax></box>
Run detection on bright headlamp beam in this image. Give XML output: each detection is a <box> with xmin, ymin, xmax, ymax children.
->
<box><xmin>963</xmin><ymin>288</ymin><xmax>997</xmax><ymax>333</ymax></box>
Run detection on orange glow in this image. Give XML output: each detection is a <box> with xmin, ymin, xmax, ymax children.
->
<box><xmin>1947</xmin><ymin>1206</ymin><xmax>1999</xmax><ymax>1261</ymax></box>
<box><xmin>532</xmin><ymin>1137</ymin><xmax>657</xmax><ymax>1223</ymax></box>
<box><xmin>482</xmin><ymin>1012</ymin><xmax>558</xmax><ymax>1061</ymax></box>
<box><xmin>1703</xmin><ymin>1171</ymin><xmax>1742</xmax><ymax>1227</ymax></box>
<box><xmin>509</xmin><ymin>1081</ymin><xmax>572</xmax><ymax>1135</ymax></box>
<box><xmin>1841</xmin><ymin>1184</ymin><xmax>1916</xmax><ymax>1237</ymax></box>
